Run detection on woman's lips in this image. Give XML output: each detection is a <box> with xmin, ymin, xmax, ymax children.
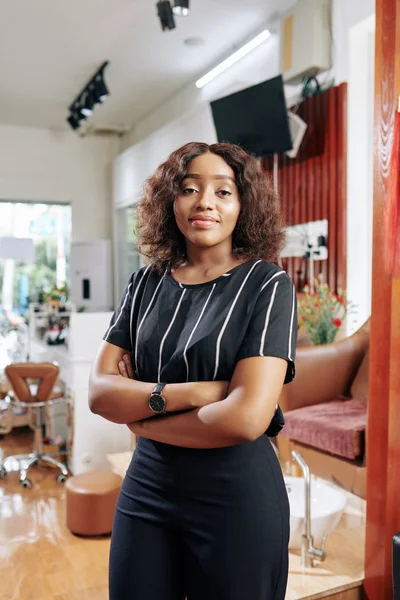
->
<box><xmin>190</xmin><ymin>218</ymin><xmax>218</xmax><ymax>229</ymax></box>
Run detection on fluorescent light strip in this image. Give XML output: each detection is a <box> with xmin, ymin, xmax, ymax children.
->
<box><xmin>195</xmin><ymin>29</ymin><xmax>271</xmax><ymax>89</ymax></box>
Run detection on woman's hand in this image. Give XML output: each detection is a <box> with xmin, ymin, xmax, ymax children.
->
<box><xmin>118</xmin><ymin>354</ymin><xmax>135</xmax><ymax>379</ymax></box>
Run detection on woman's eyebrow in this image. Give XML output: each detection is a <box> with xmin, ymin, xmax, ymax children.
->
<box><xmin>183</xmin><ymin>173</ymin><xmax>235</xmax><ymax>183</ymax></box>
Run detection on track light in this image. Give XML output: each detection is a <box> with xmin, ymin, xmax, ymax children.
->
<box><xmin>66</xmin><ymin>114</ymin><xmax>80</xmax><ymax>130</ymax></box>
<box><xmin>66</xmin><ymin>61</ymin><xmax>110</xmax><ymax>131</ymax></box>
<box><xmin>93</xmin><ymin>74</ymin><xmax>109</xmax><ymax>103</ymax></box>
<box><xmin>80</xmin><ymin>90</ymin><xmax>95</xmax><ymax>116</ymax></box>
<box><xmin>157</xmin><ymin>1</ymin><xmax>176</xmax><ymax>31</ymax></box>
<box><xmin>173</xmin><ymin>0</ymin><xmax>190</xmax><ymax>16</ymax></box>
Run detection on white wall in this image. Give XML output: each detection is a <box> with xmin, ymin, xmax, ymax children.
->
<box><xmin>121</xmin><ymin>0</ymin><xmax>375</xmax><ymax>150</ymax></box>
<box><xmin>114</xmin><ymin>0</ymin><xmax>376</xmax><ymax>325</ymax></box>
<box><xmin>347</xmin><ymin>15</ymin><xmax>375</xmax><ymax>334</ymax></box>
<box><xmin>0</xmin><ymin>125</ymin><xmax>119</xmax><ymax>242</ymax></box>
<box><xmin>122</xmin><ymin>27</ymin><xmax>281</xmax><ymax>151</ymax></box>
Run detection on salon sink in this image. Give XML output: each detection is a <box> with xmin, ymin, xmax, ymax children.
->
<box><xmin>284</xmin><ymin>476</ymin><xmax>347</xmax><ymax>550</ymax></box>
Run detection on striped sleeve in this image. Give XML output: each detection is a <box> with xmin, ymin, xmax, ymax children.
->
<box><xmin>103</xmin><ymin>273</ymin><xmax>135</xmax><ymax>352</ymax></box>
<box><xmin>236</xmin><ymin>272</ymin><xmax>297</xmax><ymax>383</ymax></box>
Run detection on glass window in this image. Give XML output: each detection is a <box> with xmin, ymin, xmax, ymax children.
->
<box><xmin>116</xmin><ymin>205</ymin><xmax>143</xmax><ymax>300</ymax></box>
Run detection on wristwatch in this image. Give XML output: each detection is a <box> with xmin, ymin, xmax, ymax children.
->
<box><xmin>149</xmin><ymin>382</ymin><xmax>167</xmax><ymax>414</ymax></box>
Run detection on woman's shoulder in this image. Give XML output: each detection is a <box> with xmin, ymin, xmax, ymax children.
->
<box><xmin>130</xmin><ymin>264</ymin><xmax>163</xmax><ymax>282</ymax></box>
<box><xmin>251</xmin><ymin>260</ymin><xmax>291</xmax><ymax>284</ymax></box>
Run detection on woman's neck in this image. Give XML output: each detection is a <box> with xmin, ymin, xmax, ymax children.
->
<box><xmin>184</xmin><ymin>242</ymin><xmax>238</xmax><ymax>272</ymax></box>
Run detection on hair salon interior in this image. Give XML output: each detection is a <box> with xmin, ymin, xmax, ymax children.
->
<box><xmin>0</xmin><ymin>0</ymin><xmax>399</xmax><ymax>598</ymax></box>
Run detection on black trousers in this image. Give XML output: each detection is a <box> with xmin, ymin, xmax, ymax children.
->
<box><xmin>109</xmin><ymin>435</ymin><xmax>290</xmax><ymax>600</ymax></box>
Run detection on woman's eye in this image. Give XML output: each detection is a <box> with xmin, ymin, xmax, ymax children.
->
<box><xmin>217</xmin><ymin>190</ymin><xmax>232</xmax><ymax>197</ymax></box>
<box><xmin>182</xmin><ymin>187</ymin><xmax>197</xmax><ymax>195</ymax></box>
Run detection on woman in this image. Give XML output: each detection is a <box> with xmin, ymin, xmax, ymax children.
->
<box><xmin>89</xmin><ymin>142</ymin><xmax>297</xmax><ymax>600</ymax></box>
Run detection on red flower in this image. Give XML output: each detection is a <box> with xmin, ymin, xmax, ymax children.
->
<box><xmin>333</xmin><ymin>317</ymin><xmax>342</xmax><ymax>328</ymax></box>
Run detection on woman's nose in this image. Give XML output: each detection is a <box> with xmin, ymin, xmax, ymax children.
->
<box><xmin>196</xmin><ymin>190</ymin><xmax>215</xmax><ymax>210</ymax></box>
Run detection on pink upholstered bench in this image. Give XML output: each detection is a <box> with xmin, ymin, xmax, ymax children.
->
<box><xmin>281</xmin><ymin>398</ymin><xmax>367</xmax><ymax>460</ymax></box>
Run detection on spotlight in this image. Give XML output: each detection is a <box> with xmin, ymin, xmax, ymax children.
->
<box><xmin>93</xmin><ymin>73</ymin><xmax>109</xmax><ymax>103</ymax></box>
<box><xmin>157</xmin><ymin>1</ymin><xmax>176</xmax><ymax>31</ymax></box>
<box><xmin>66</xmin><ymin>114</ymin><xmax>80</xmax><ymax>130</ymax></box>
<box><xmin>80</xmin><ymin>89</ymin><xmax>95</xmax><ymax>116</ymax></box>
<box><xmin>66</xmin><ymin>111</ymin><xmax>86</xmax><ymax>131</ymax></box>
<box><xmin>173</xmin><ymin>0</ymin><xmax>190</xmax><ymax>16</ymax></box>
<box><xmin>172</xmin><ymin>0</ymin><xmax>190</xmax><ymax>17</ymax></box>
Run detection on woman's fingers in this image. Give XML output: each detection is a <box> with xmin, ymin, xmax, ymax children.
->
<box><xmin>123</xmin><ymin>354</ymin><xmax>135</xmax><ymax>379</ymax></box>
<box><xmin>118</xmin><ymin>360</ymin><xmax>129</xmax><ymax>378</ymax></box>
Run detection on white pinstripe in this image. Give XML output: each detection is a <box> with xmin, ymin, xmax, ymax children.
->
<box><xmin>287</xmin><ymin>283</ymin><xmax>296</xmax><ymax>362</ymax></box>
<box><xmin>213</xmin><ymin>260</ymin><xmax>262</xmax><ymax>380</ymax></box>
<box><xmin>104</xmin><ymin>282</ymin><xmax>132</xmax><ymax>341</ymax></box>
<box><xmin>261</xmin><ymin>269</ymin><xmax>286</xmax><ymax>292</ymax></box>
<box><xmin>183</xmin><ymin>284</ymin><xmax>216</xmax><ymax>382</ymax></box>
<box><xmin>158</xmin><ymin>289</ymin><xmax>187</xmax><ymax>383</ymax></box>
<box><xmin>129</xmin><ymin>266</ymin><xmax>150</xmax><ymax>351</ymax></box>
<box><xmin>135</xmin><ymin>273</ymin><xmax>165</xmax><ymax>375</ymax></box>
<box><xmin>259</xmin><ymin>280</ymin><xmax>280</xmax><ymax>355</ymax></box>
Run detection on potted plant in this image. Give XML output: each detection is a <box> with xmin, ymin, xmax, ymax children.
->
<box><xmin>298</xmin><ymin>274</ymin><xmax>352</xmax><ymax>345</ymax></box>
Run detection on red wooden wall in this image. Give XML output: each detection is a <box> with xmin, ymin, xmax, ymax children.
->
<box><xmin>263</xmin><ymin>83</ymin><xmax>347</xmax><ymax>293</ymax></box>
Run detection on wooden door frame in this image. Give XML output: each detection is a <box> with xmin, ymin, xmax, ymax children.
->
<box><xmin>364</xmin><ymin>0</ymin><xmax>400</xmax><ymax>597</ymax></box>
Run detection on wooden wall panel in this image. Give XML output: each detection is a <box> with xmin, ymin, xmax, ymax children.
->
<box><xmin>263</xmin><ymin>83</ymin><xmax>347</xmax><ymax>293</ymax></box>
<box><xmin>364</xmin><ymin>0</ymin><xmax>400</xmax><ymax>597</ymax></box>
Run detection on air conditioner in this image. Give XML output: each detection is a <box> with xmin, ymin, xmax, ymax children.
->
<box><xmin>281</xmin><ymin>0</ymin><xmax>332</xmax><ymax>85</ymax></box>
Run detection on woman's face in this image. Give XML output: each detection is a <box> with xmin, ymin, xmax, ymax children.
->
<box><xmin>174</xmin><ymin>153</ymin><xmax>241</xmax><ymax>251</ymax></box>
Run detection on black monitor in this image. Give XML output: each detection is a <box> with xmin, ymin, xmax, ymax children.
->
<box><xmin>210</xmin><ymin>75</ymin><xmax>292</xmax><ymax>156</ymax></box>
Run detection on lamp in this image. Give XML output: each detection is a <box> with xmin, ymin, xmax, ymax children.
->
<box><xmin>173</xmin><ymin>0</ymin><xmax>190</xmax><ymax>16</ymax></box>
<box><xmin>157</xmin><ymin>1</ymin><xmax>176</xmax><ymax>31</ymax></box>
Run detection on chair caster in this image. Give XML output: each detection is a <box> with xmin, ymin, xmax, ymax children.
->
<box><xmin>0</xmin><ymin>466</ymin><xmax>7</xmax><ymax>479</ymax></box>
<box><xmin>56</xmin><ymin>473</ymin><xmax>67</xmax><ymax>484</ymax></box>
<box><xmin>20</xmin><ymin>478</ymin><xmax>32</xmax><ymax>489</ymax></box>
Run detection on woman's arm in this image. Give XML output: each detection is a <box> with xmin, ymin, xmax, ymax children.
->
<box><xmin>127</xmin><ymin>356</ymin><xmax>288</xmax><ymax>448</ymax></box>
<box><xmin>88</xmin><ymin>341</ymin><xmax>228</xmax><ymax>424</ymax></box>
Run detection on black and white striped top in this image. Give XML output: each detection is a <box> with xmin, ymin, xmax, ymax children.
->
<box><xmin>103</xmin><ymin>259</ymin><xmax>297</xmax><ymax>386</ymax></box>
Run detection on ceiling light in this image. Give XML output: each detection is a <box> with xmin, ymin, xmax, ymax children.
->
<box><xmin>66</xmin><ymin>113</ymin><xmax>83</xmax><ymax>130</ymax></box>
<box><xmin>173</xmin><ymin>0</ymin><xmax>190</xmax><ymax>16</ymax></box>
<box><xmin>195</xmin><ymin>29</ymin><xmax>271</xmax><ymax>89</ymax></box>
<box><xmin>67</xmin><ymin>61</ymin><xmax>110</xmax><ymax>131</ymax></box>
<box><xmin>157</xmin><ymin>1</ymin><xmax>176</xmax><ymax>31</ymax></box>
<box><xmin>80</xmin><ymin>89</ymin><xmax>95</xmax><ymax>116</ymax></box>
<box><xmin>93</xmin><ymin>74</ymin><xmax>109</xmax><ymax>103</ymax></box>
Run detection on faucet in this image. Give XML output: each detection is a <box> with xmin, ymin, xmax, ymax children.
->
<box><xmin>291</xmin><ymin>450</ymin><xmax>327</xmax><ymax>567</ymax></box>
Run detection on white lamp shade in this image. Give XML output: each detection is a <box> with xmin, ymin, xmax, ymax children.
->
<box><xmin>0</xmin><ymin>237</ymin><xmax>35</xmax><ymax>261</ymax></box>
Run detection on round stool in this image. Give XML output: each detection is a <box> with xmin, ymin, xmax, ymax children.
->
<box><xmin>65</xmin><ymin>471</ymin><xmax>122</xmax><ymax>536</ymax></box>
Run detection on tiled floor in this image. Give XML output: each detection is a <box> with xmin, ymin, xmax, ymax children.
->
<box><xmin>0</xmin><ymin>427</ymin><xmax>110</xmax><ymax>600</ymax></box>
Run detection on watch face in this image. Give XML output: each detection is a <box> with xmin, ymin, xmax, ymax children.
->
<box><xmin>149</xmin><ymin>393</ymin><xmax>166</xmax><ymax>413</ymax></box>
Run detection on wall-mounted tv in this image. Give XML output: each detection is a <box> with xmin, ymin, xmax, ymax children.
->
<box><xmin>210</xmin><ymin>75</ymin><xmax>292</xmax><ymax>156</ymax></box>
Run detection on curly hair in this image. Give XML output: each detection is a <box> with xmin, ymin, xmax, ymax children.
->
<box><xmin>136</xmin><ymin>142</ymin><xmax>285</xmax><ymax>274</ymax></box>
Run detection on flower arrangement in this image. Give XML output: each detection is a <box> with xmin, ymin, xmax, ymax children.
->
<box><xmin>298</xmin><ymin>274</ymin><xmax>349</xmax><ymax>345</ymax></box>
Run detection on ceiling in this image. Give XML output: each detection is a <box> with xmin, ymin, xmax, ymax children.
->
<box><xmin>0</xmin><ymin>0</ymin><xmax>290</xmax><ymax>132</ymax></box>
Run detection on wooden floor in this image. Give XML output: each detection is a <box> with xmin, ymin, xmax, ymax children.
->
<box><xmin>0</xmin><ymin>427</ymin><xmax>110</xmax><ymax>600</ymax></box>
<box><xmin>1</xmin><ymin>428</ymin><xmax>365</xmax><ymax>600</ymax></box>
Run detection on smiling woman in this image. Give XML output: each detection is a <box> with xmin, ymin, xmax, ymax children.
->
<box><xmin>136</xmin><ymin>141</ymin><xmax>285</xmax><ymax>274</ymax></box>
<box><xmin>89</xmin><ymin>141</ymin><xmax>297</xmax><ymax>600</ymax></box>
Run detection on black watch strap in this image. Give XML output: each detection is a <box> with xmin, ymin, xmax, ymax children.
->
<box><xmin>152</xmin><ymin>382</ymin><xmax>167</xmax><ymax>395</ymax></box>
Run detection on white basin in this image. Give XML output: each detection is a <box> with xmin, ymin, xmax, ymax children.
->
<box><xmin>284</xmin><ymin>476</ymin><xmax>347</xmax><ymax>550</ymax></box>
